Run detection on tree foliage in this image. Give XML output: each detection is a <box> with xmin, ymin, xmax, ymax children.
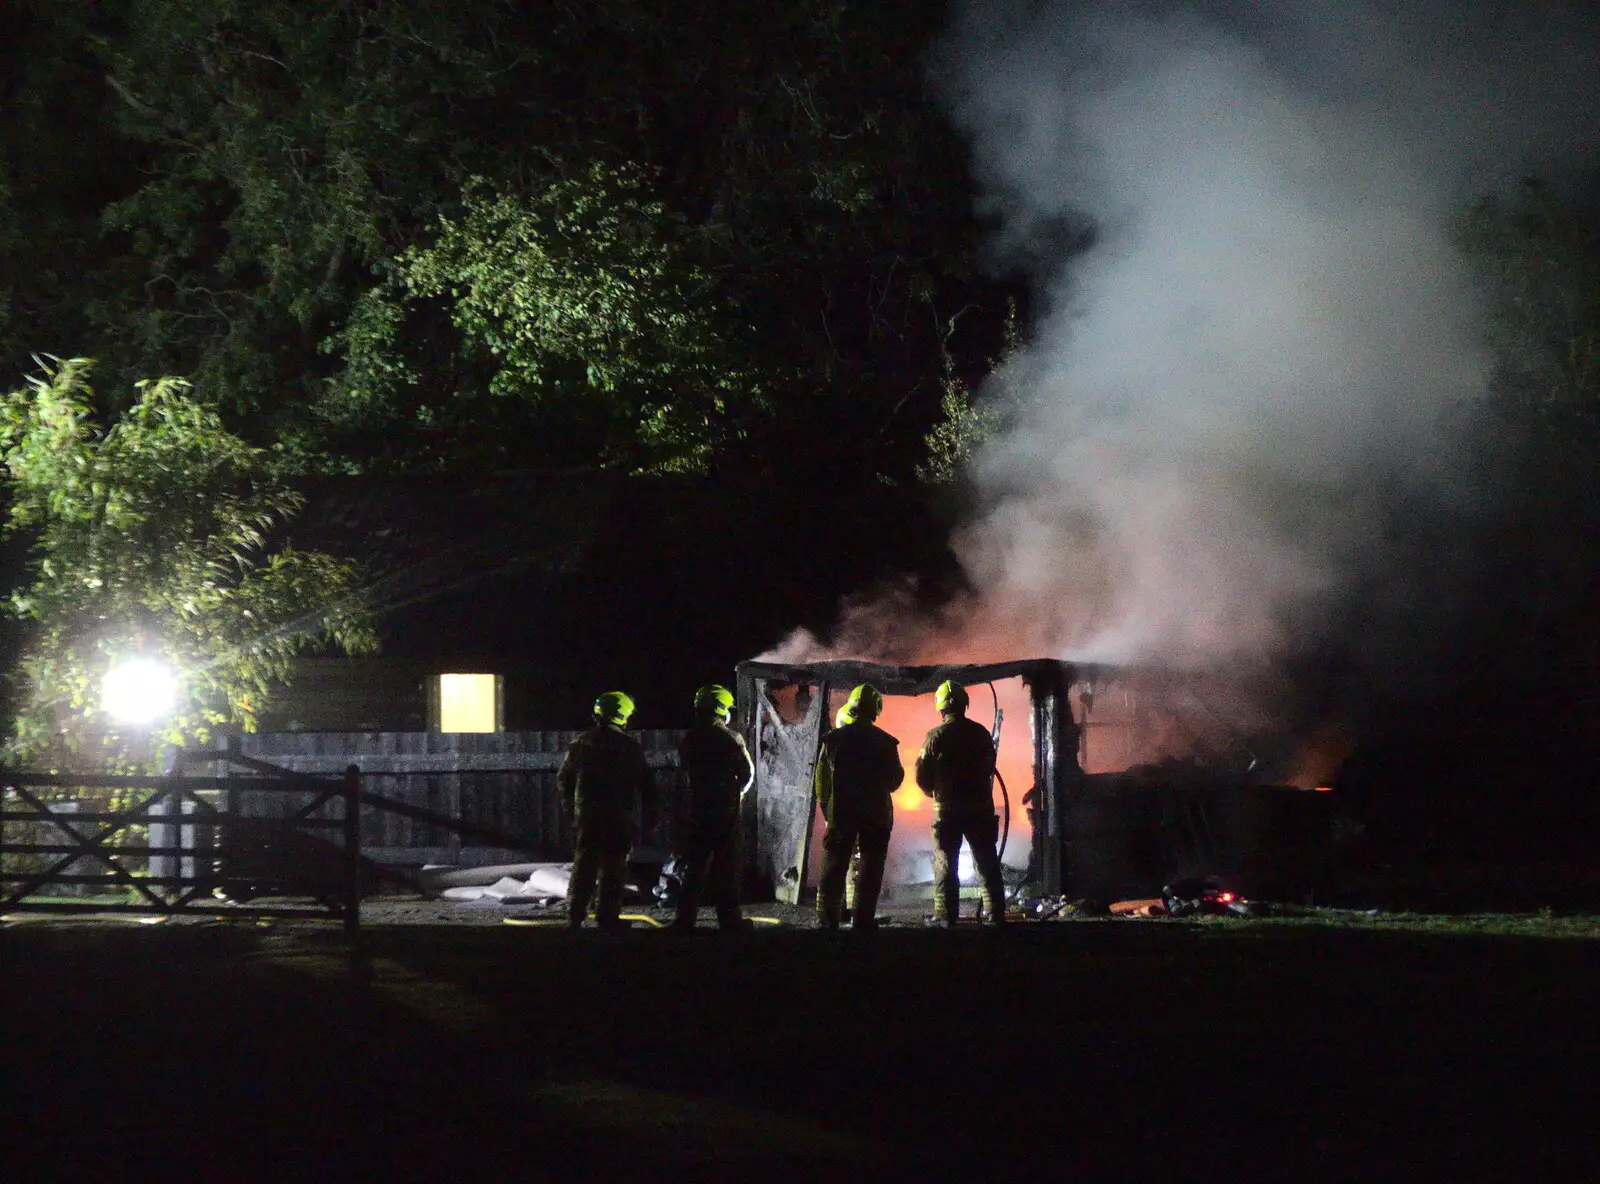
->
<box><xmin>332</xmin><ymin>165</ymin><xmax>760</xmax><ymax>472</ymax></box>
<box><xmin>0</xmin><ymin>0</ymin><xmax>1006</xmax><ymax>480</ymax></box>
<box><xmin>0</xmin><ymin>358</ymin><xmax>375</xmax><ymax>767</ymax></box>
<box><xmin>918</xmin><ymin>302</ymin><xmax>1021</xmax><ymax>484</ymax></box>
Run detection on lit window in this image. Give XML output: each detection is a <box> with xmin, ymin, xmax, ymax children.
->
<box><xmin>436</xmin><ymin>674</ymin><xmax>501</xmax><ymax>733</ymax></box>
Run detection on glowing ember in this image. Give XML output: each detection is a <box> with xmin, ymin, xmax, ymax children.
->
<box><xmin>1288</xmin><ymin>718</ymin><xmax>1353</xmax><ymax>789</ymax></box>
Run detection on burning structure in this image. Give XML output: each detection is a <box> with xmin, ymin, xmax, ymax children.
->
<box><xmin>738</xmin><ymin>657</ymin><xmax>1335</xmax><ymax>904</ymax></box>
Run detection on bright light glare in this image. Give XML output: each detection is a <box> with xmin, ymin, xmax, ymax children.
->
<box><xmin>102</xmin><ymin>658</ymin><xmax>178</xmax><ymax>725</ymax></box>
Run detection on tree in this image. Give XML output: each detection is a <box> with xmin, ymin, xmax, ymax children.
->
<box><xmin>330</xmin><ymin>164</ymin><xmax>763</xmax><ymax>474</ymax></box>
<box><xmin>0</xmin><ymin>357</ymin><xmax>375</xmax><ymax>768</ymax></box>
<box><xmin>917</xmin><ymin>301</ymin><xmax>1019</xmax><ymax>484</ymax></box>
<box><xmin>66</xmin><ymin>0</ymin><xmax>1006</xmax><ymax>481</ymax></box>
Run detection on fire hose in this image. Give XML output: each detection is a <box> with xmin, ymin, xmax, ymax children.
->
<box><xmin>988</xmin><ymin>683</ymin><xmax>1011</xmax><ymax>880</ymax></box>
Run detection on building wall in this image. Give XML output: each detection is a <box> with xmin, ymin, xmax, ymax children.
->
<box><xmin>254</xmin><ymin>659</ymin><xmax>432</xmax><ymax>732</ymax></box>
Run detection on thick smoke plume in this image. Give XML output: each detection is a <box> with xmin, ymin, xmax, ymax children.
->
<box><xmin>775</xmin><ymin>2</ymin><xmax>1598</xmax><ymax>709</ymax></box>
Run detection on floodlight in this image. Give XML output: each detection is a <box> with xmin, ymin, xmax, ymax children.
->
<box><xmin>102</xmin><ymin>658</ymin><xmax>178</xmax><ymax>725</ymax></box>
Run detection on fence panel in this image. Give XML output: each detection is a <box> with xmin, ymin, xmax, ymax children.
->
<box><xmin>216</xmin><ymin>731</ymin><xmax>685</xmax><ymax>866</ymax></box>
<box><xmin>0</xmin><ymin>770</ymin><xmax>360</xmax><ymax>930</ymax></box>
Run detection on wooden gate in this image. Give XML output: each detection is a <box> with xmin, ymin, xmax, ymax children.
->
<box><xmin>0</xmin><ymin>766</ymin><xmax>362</xmax><ymax>932</ymax></box>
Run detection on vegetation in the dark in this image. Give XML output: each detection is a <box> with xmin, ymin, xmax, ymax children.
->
<box><xmin>0</xmin><ymin>0</ymin><xmax>1007</xmax><ymax>757</ymax></box>
<box><xmin>0</xmin><ymin>357</ymin><xmax>373</xmax><ymax>766</ymax></box>
<box><xmin>1</xmin><ymin>0</ymin><xmax>1002</xmax><ymax>481</ymax></box>
<box><xmin>0</xmin><ymin>0</ymin><xmax>1594</xmax><ymax>861</ymax></box>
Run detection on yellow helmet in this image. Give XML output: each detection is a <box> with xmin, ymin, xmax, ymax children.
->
<box><xmin>593</xmin><ymin>691</ymin><xmax>636</xmax><ymax>726</ymax></box>
<box><xmin>842</xmin><ymin>684</ymin><xmax>883</xmax><ymax>723</ymax></box>
<box><xmin>694</xmin><ymin>684</ymin><xmax>735</xmax><ymax>720</ymax></box>
<box><xmin>934</xmin><ymin>680</ymin><xmax>969</xmax><ymax>715</ymax></box>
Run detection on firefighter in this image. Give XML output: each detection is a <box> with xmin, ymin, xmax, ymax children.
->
<box><xmin>916</xmin><ymin>680</ymin><xmax>1006</xmax><ymax>927</ymax></box>
<box><xmin>558</xmin><ymin>691</ymin><xmax>655</xmax><ymax>931</ymax></box>
<box><xmin>814</xmin><ymin>684</ymin><xmax>903</xmax><ymax>930</ymax></box>
<box><xmin>672</xmin><ymin>684</ymin><xmax>754</xmax><ymax>931</ymax></box>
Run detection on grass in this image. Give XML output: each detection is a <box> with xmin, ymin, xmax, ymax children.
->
<box><xmin>1195</xmin><ymin>906</ymin><xmax>1600</xmax><ymax>940</ymax></box>
<box><xmin>3</xmin><ymin>907</ymin><xmax>1598</xmax><ymax>1181</ymax></box>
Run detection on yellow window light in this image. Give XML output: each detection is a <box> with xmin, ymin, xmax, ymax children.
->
<box><xmin>436</xmin><ymin>673</ymin><xmax>501</xmax><ymax>733</ymax></box>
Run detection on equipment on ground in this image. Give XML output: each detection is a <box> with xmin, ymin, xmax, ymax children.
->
<box><xmin>1161</xmin><ymin>875</ymin><xmax>1239</xmax><ymax>916</ymax></box>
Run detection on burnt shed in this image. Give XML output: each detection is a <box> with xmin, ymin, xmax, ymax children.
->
<box><xmin>737</xmin><ymin>658</ymin><xmax>1335</xmax><ymax>903</ymax></box>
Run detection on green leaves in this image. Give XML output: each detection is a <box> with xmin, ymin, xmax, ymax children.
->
<box><xmin>407</xmin><ymin>167</ymin><xmax>707</xmax><ymax>392</ymax></box>
<box><xmin>4</xmin><ymin>0</ymin><xmax>1001</xmax><ymax>483</ymax></box>
<box><xmin>0</xmin><ymin>357</ymin><xmax>375</xmax><ymax>769</ymax></box>
<box><xmin>330</xmin><ymin>165</ymin><xmax>760</xmax><ymax>473</ymax></box>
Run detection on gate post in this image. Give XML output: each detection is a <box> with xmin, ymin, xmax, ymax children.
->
<box><xmin>342</xmin><ymin>764</ymin><xmax>361</xmax><ymax>936</ymax></box>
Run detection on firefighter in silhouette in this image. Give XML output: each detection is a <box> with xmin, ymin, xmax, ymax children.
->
<box><xmin>558</xmin><ymin>691</ymin><xmax>655</xmax><ymax>930</ymax></box>
<box><xmin>814</xmin><ymin>684</ymin><xmax>903</xmax><ymax>930</ymax></box>
<box><xmin>917</xmin><ymin>680</ymin><xmax>1006</xmax><ymax>927</ymax></box>
<box><xmin>672</xmin><ymin>685</ymin><xmax>754</xmax><ymax>931</ymax></box>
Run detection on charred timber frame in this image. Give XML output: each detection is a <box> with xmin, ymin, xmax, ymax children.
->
<box><xmin>735</xmin><ymin>658</ymin><xmax>1097</xmax><ymax>898</ymax></box>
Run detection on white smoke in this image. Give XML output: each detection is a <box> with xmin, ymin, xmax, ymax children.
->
<box><xmin>916</xmin><ymin>0</ymin><xmax>1600</xmax><ymax>676</ymax></box>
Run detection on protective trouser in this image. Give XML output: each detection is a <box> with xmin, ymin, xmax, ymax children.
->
<box><xmin>673</xmin><ymin>825</ymin><xmax>744</xmax><ymax>929</ymax></box>
<box><xmin>817</xmin><ymin>821</ymin><xmax>891</xmax><ymax>929</ymax></box>
<box><xmin>932</xmin><ymin>812</ymin><xmax>1005</xmax><ymax>925</ymax></box>
<box><xmin>568</xmin><ymin>813</ymin><xmax>631</xmax><ymax>929</ymax></box>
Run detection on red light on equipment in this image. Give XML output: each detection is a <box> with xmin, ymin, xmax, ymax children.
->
<box><xmin>1217</xmin><ymin>892</ymin><xmax>1235</xmax><ymax>903</ymax></box>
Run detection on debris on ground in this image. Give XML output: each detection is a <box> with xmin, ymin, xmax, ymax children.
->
<box><xmin>433</xmin><ymin>864</ymin><xmax>573</xmax><ymax>904</ymax></box>
<box><xmin>1159</xmin><ymin>876</ymin><xmax>1276</xmax><ymax>917</ymax></box>
<box><xmin>418</xmin><ymin>862</ymin><xmax>567</xmax><ymax>896</ymax></box>
<box><xmin>1109</xmin><ymin>898</ymin><xmax>1168</xmax><ymax>917</ymax></box>
<box><xmin>653</xmin><ymin>855</ymin><xmax>688</xmax><ymax>907</ymax></box>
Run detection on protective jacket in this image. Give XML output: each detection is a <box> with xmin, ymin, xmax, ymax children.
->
<box><xmin>815</xmin><ymin>721</ymin><xmax>903</xmax><ymax>829</ymax></box>
<box><xmin>915</xmin><ymin>714</ymin><xmax>997</xmax><ymax>819</ymax></box>
<box><xmin>678</xmin><ymin>719</ymin><xmax>753</xmax><ymax>835</ymax></box>
<box><xmin>559</xmin><ymin>723</ymin><xmax>654</xmax><ymax>822</ymax></box>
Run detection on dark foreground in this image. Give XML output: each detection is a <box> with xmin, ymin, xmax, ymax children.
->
<box><xmin>4</xmin><ymin>913</ymin><xmax>1597</xmax><ymax>1181</ymax></box>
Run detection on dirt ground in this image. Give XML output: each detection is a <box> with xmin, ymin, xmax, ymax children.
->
<box><xmin>3</xmin><ymin>903</ymin><xmax>1598</xmax><ymax>1181</ymax></box>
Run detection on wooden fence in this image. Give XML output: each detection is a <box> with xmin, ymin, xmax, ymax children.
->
<box><xmin>0</xmin><ymin>731</ymin><xmax>690</xmax><ymax>929</ymax></box>
<box><xmin>211</xmin><ymin>730</ymin><xmax>687</xmax><ymax>866</ymax></box>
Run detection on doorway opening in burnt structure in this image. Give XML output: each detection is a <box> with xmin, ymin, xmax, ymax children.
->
<box><xmin>737</xmin><ymin>658</ymin><xmax>1337</xmax><ymax>905</ymax></box>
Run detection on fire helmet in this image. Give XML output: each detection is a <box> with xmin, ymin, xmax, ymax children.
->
<box><xmin>934</xmin><ymin>680</ymin><xmax>969</xmax><ymax>715</ymax></box>
<box><xmin>835</xmin><ymin>703</ymin><xmax>855</xmax><ymax>728</ymax></box>
<box><xmin>694</xmin><ymin>684</ymin><xmax>735</xmax><ymax>720</ymax></box>
<box><xmin>842</xmin><ymin>684</ymin><xmax>883</xmax><ymax>723</ymax></box>
<box><xmin>593</xmin><ymin>690</ymin><xmax>636</xmax><ymax>726</ymax></box>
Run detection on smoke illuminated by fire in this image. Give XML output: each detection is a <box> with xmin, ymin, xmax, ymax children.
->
<box><xmin>928</xmin><ymin>0</ymin><xmax>1599</xmax><ymax>682</ymax></box>
<box><xmin>769</xmin><ymin>1</ymin><xmax>1599</xmax><ymax>738</ymax></box>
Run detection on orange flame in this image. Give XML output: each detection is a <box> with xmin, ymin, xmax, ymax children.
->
<box><xmin>843</xmin><ymin>680</ymin><xmax>1036</xmax><ymax>867</ymax></box>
